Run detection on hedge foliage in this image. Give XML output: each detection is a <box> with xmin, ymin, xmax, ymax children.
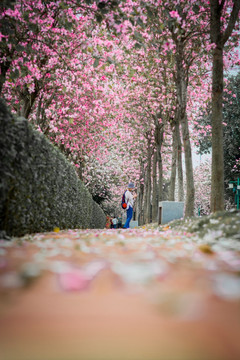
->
<box><xmin>0</xmin><ymin>99</ymin><xmax>106</xmax><ymax>236</ymax></box>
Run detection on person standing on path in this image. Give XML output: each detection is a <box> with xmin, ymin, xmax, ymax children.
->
<box><xmin>112</xmin><ymin>217</ymin><xmax>118</xmax><ymax>229</ymax></box>
<box><xmin>123</xmin><ymin>182</ymin><xmax>137</xmax><ymax>229</ymax></box>
<box><xmin>105</xmin><ymin>216</ymin><xmax>111</xmax><ymax>229</ymax></box>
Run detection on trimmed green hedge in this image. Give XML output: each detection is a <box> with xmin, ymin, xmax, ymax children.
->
<box><xmin>0</xmin><ymin>99</ymin><xmax>106</xmax><ymax>236</ymax></box>
<box><xmin>90</xmin><ymin>201</ymin><xmax>107</xmax><ymax>229</ymax></box>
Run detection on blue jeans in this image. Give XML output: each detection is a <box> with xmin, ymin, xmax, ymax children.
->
<box><xmin>123</xmin><ymin>206</ymin><xmax>133</xmax><ymax>229</ymax></box>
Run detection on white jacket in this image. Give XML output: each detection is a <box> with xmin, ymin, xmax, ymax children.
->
<box><xmin>125</xmin><ymin>190</ymin><xmax>134</xmax><ymax>209</ymax></box>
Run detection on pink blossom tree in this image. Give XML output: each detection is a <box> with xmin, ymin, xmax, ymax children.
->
<box><xmin>1</xmin><ymin>0</ymin><xmax>240</xmax><ymax>223</ymax></box>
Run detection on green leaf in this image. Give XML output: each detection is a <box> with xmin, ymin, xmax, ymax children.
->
<box><xmin>11</xmin><ymin>69</ymin><xmax>19</xmax><ymax>79</ymax></box>
<box><xmin>134</xmin><ymin>30</ymin><xmax>143</xmax><ymax>40</ymax></box>
<box><xmin>93</xmin><ymin>58</ymin><xmax>100</xmax><ymax>67</ymax></box>
<box><xmin>63</xmin><ymin>21</ymin><xmax>73</xmax><ymax>30</ymax></box>
<box><xmin>146</xmin><ymin>7</ymin><xmax>154</xmax><ymax>18</ymax></box>
<box><xmin>137</xmin><ymin>17</ymin><xmax>144</xmax><ymax>26</ymax></box>
<box><xmin>160</xmin><ymin>23</ymin><xmax>165</xmax><ymax>30</ymax></box>
<box><xmin>168</xmin><ymin>19</ymin><xmax>174</xmax><ymax>31</ymax></box>
<box><xmin>100</xmin><ymin>8</ymin><xmax>109</xmax><ymax>15</ymax></box>
<box><xmin>60</xmin><ymin>1</ymin><xmax>68</xmax><ymax>9</ymax></box>
<box><xmin>106</xmin><ymin>57</ymin><xmax>113</xmax><ymax>64</ymax></box>
<box><xmin>26</xmin><ymin>43</ymin><xmax>32</xmax><ymax>52</ymax></box>
<box><xmin>87</xmin><ymin>46</ymin><xmax>93</xmax><ymax>53</ymax></box>
<box><xmin>28</xmin><ymin>23</ymin><xmax>38</xmax><ymax>32</ymax></box>
<box><xmin>193</xmin><ymin>4</ymin><xmax>200</xmax><ymax>14</ymax></box>
<box><xmin>128</xmin><ymin>69</ymin><xmax>135</xmax><ymax>77</ymax></box>
<box><xmin>23</xmin><ymin>12</ymin><xmax>29</xmax><ymax>21</ymax></box>
<box><xmin>134</xmin><ymin>42</ymin><xmax>142</xmax><ymax>49</ymax></box>
<box><xmin>20</xmin><ymin>65</ymin><xmax>29</xmax><ymax>76</ymax></box>
<box><xmin>15</xmin><ymin>44</ymin><xmax>25</xmax><ymax>52</ymax></box>
<box><xmin>96</xmin><ymin>14</ymin><xmax>103</xmax><ymax>23</ymax></box>
<box><xmin>129</xmin><ymin>17</ymin><xmax>135</xmax><ymax>25</ymax></box>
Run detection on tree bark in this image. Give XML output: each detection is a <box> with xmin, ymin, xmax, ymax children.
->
<box><xmin>155</xmin><ymin>122</ymin><xmax>164</xmax><ymax>205</ymax></box>
<box><xmin>146</xmin><ymin>139</ymin><xmax>152</xmax><ymax>223</ymax></box>
<box><xmin>146</xmin><ymin>161</ymin><xmax>152</xmax><ymax>223</ymax></box>
<box><xmin>210</xmin><ymin>0</ymin><xmax>240</xmax><ymax>212</ymax></box>
<box><xmin>137</xmin><ymin>161</ymin><xmax>145</xmax><ymax>226</ymax></box>
<box><xmin>169</xmin><ymin>123</ymin><xmax>177</xmax><ymax>201</ymax></box>
<box><xmin>0</xmin><ymin>61</ymin><xmax>11</xmax><ymax>95</ymax></box>
<box><xmin>211</xmin><ymin>45</ymin><xmax>224</xmax><ymax>212</ymax></box>
<box><xmin>169</xmin><ymin>120</ymin><xmax>184</xmax><ymax>202</ymax></box>
<box><xmin>36</xmin><ymin>91</ymin><xmax>56</xmax><ymax>133</ymax></box>
<box><xmin>176</xmin><ymin>121</ymin><xmax>184</xmax><ymax>201</ymax></box>
<box><xmin>175</xmin><ymin>45</ymin><xmax>195</xmax><ymax>217</ymax></box>
<box><xmin>152</xmin><ymin>151</ymin><xmax>158</xmax><ymax>222</ymax></box>
<box><xmin>181</xmin><ymin>115</ymin><xmax>195</xmax><ymax>217</ymax></box>
<box><xmin>142</xmin><ymin>167</ymin><xmax>148</xmax><ymax>225</ymax></box>
<box><xmin>20</xmin><ymin>92</ymin><xmax>38</xmax><ymax>119</ymax></box>
<box><xmin>158</xmin><ymin>145</ymin><xmax>163</xmax><ymax>202</ymax></box>
<box><xmin>19</xmin><ymin>82</ymin><xmax>40</xmax><ymax>119</ymax></box>
<box><xmin>143</xmin><ymin>137</ymin><xmax>152</xmax><ymax>224</ymax></box>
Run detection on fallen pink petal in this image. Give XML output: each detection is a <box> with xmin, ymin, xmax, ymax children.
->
<box><xmin>58</xmin><ymin>270</ymin><xmax>91</xmax><ymax>291</ymax></box>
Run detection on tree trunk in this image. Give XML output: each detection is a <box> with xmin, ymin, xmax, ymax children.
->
<box><xmin>137</xmin><ymin>163</ymin><xmax>145</xmax><ymax>226</ymax></box>
<box><xmin>78</xmin><ymin>162</ymin><xmax>84</xmax><ymax>181</ymax></box>
<box><xmin>158</xmin><ymin>145</ymin><xmax>163</xmax><ymax>202</ymax></box>
<box><xmin>176</xmin><ymin>121</ymin><xmax>184</xmax><ymax>201</ymax></box>
<box><xmin>19</xmin><ymin>84</ymin><xmax>39</xmax><ymax>119</ymax></box>
<box><xmin>181</xmin><ymin>115</ymin><xmax>195</xmax><ymax>217</ymax></box>
<box><xmin>175</xmin><ymin>40</ymin><xmax>194</xmax><ymax>217</ymax></box>
<box><xmin>36</xmin><ymin>91</ymin><xmax>56</xmax><ymax>133</ymax></box>
<box><xmin>211</xmin><ymin>45</ymin><xmax>224</xmax><ymax>212</ymax></box>
<box><xmin>152</xmin><ymin>151</ymin><xmax>158</xmax><ymax>222</ymax></box>
<box><xmin>142</xmin><ymin>167</ymin><xmax>148</xmax><ymax>225</ymax></box>
<box><xmin>169</xmin><ymin>123</ymin><xmax>177</xmax><ymax>201</ymax></box>
<box><xmin>143</xmin><ymin>138</ymin><xmax>152</xmax><ymax>224</ymax></box>
<box><xmin>210</xmin><ymin>0</ymin><xmax>240</xmax><ymax>212</ymax></box>
<box><xmin>136</xmin><ymin>187</ymin><xmax>143</xmax><ymax>226</ymax></box>
<box><xmin>0</xmin><ymin>61</ymin><xmax>11</xmax><ymax>95</ymax></box>
<box><xmin>155</xmin><ymin>122</ymin><xmax>164</xmax><ymax>204</ymax></box>
<box><xmin>146</xmin><ymin>139</ymin><xmax>152</xmax><ymax>223</ymax></box>
<box><xmin>146</xmin><ymin>163</ymin><xmax>152</xmax><ymax>223</ymax></box>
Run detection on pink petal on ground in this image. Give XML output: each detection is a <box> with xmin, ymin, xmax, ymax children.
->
<box><xmin>58</xmin><ymin>270</ymin><xmax>91</xmax><ymax>291</ymax></box>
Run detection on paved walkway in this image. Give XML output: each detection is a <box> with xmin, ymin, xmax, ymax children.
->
<box><xmin>1</xmin><ymin>227</ymin><xmax>240</xmax><ymax>360</ymax></box>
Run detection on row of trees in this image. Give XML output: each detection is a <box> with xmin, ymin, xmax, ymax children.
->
<box><xmin>1</xmin><ymin>0</ymin><xmax>240</xmax><ymax>223</ymax></box>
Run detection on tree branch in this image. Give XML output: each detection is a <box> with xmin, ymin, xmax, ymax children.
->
<box><xmin>222</xmin><ymin>0</ymin><xmax>240</xmax><ymax>45</ymax></box>
<box><xmin>220</xmin><ymin>0</ymin><xmax>226</xmax><ymax>12</ymax></box>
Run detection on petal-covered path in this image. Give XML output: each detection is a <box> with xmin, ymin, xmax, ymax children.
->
<box><xmin>1</xmin><ymin>227</ymin><xmax>240</xmax><ymax>360</ymax></box>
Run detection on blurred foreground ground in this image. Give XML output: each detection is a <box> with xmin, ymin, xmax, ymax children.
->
<box><xmin>1</xmin><ymin>223</ymin><xmax>240</xmax><ymax>360</ymax></box>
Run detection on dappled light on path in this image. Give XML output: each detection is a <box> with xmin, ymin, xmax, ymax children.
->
<box><xmin>1</xmin><ymin>228</ymin><xmax>240</xmax><ymax>360</ymax></box>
